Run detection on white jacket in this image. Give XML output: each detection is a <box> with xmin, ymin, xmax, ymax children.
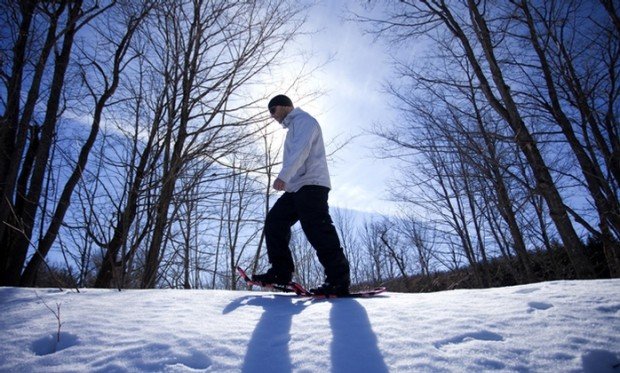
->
<box><xmin>277</xmin><ymin>108</ymin><xmax>331</xmax><ymax>192</ymax></box>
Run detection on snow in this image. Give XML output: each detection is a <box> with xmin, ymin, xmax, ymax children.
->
<box><xmin>1</xmin><ymin>280</ymin><xmax>618</xmax><ymax>372</ymax></box>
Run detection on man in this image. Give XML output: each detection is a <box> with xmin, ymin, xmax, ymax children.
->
<box><xmin>253</xmin><ymin>94</ymin><xmax>351</xmax><ymax>295</ymax></box>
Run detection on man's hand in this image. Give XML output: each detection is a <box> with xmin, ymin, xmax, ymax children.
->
<box><xmin>273</xmin><ymin>178</ymin><xmax>286</xmax><ymax>191</ymax></box>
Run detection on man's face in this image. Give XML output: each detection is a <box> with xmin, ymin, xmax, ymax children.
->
<box><xmin>269</xmin><ymin>105</ymin><xmax>287</xmax><ymax>124</ymax></box>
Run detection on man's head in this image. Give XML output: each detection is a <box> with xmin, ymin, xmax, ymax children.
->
<box><xmin>268</xmin><ymin>94</ymin><xmax>294</xmax><ymax>123</ymax></box>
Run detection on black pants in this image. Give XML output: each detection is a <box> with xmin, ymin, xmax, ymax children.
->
<box><xmin>264</xmin><ymin>185</ymin><xmax>350</xmax><ymax>285</ymax></box>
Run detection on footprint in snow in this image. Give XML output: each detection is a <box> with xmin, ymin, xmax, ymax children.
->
<box><xmin>595</xmin><ymin>304</ymin><xmax>620</xmax><ymax>314</ymax></box>
<box><xmin>169</xmin><ymin>350</ymin><xmax>212</xmax><ymax>370</ymax></box>
<box><xmin>527</xmin><ymin>301</ymin><xmax>553</xmax><ymax>313</ymax></box>
<box><xmin>513</xmin><ymin>287</ymin><xmax>540</xmax><ymax>294</ymax></box>
<box><xmin>434</xmin><ymin>330</ymin><xmax>504</xmax><ymax>349</ymax></box>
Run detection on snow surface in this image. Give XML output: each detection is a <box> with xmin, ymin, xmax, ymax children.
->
<box><xmin>1</xmin><ymin>280</ymin><xmax>618</xmax><ymax>372</ymax></box>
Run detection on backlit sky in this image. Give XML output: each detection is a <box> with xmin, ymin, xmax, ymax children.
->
<box><xmin>266</xmin><ymin>1</ymin><xmax>401</xmax><ymax>216</ymax></box>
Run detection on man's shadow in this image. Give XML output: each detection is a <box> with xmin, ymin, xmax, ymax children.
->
<box><xmin>224</xmin><ymin>295</ymin><xmax>306</xmax><ymax>373</ymax></box>
<box><xmin>224</xmin><ymin>295</ymin><xmax>388</xmax><ymax>373</ymax></box>
<box><xmin>330</xmin><ymin>299</ymin><xmax>389</xmax><ymax>373</ymax></box>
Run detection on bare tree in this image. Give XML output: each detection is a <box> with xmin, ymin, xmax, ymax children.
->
<box><xmin>65</xmin><ymin>0</ymin><xmax>306</xmax><ymax>289</ymax></box>
<box><xmin>356</xmin><ymin>0</ymin><xmax>604</xmax><ymax>278</ymax></box>
<box><xmin>0</xmin><ymin>0</ymin><xmax>117</xmax><ymax>285</ymax></box>
<box><xmin>377</xmin><ymin>219</ymin><xmax>410</xmax><ymax>286</ymax></box>
<box><xmin>0</xmin><ymin>0</ymin><xmax>309</xmax><ymax>290</ymax></box>
<box><xmin>513</xmin><ymin>0</ymin><xmax>620</xmax><ymax>275</ymax></box>
<box><xmin>222</xmin><ymin>157</ymin><xmax>263</xmax><ymax>290</ymax></box>
<box><xmin>20</xmin><ymin>2</ymin><xmax>154</xmax><ymax>286</ymax></box>
<box><xmin>333</xmin><ymin>207</ymin><xmax>363</xmax><ymax>285</ymax></box>
<box><xmin>431</xmin><ymin>0</ymin><xmax>591</xmax><ymax>276</ymax></box>
<box><xmin>359</xmin><ymin>219</ymin><xmax>387</xmax><ymax>284</ymax></box>
<box><xmin>249</xmin><ymin>124</ymin><xmax>282</xmax><ymax>279</ymax></box>
<box><xmin>288</xmin><ymin>226</ymin><xmax>322</xmax><ymax>288</ymax></box>
<box><xmin>396</xmin><ymin>213</ymin><xmax>435</xmax><ymax>278</ymax></box>
<box><xmin>138</xmin><ymin>0</ymin><xmax>308</xmax><ymax>288</ymax></box>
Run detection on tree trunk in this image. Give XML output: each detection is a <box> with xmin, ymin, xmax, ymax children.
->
<box><xmin>459</xmin><ymin>0</ymin><xmax>593</xmax><ymax>277</ymax></box>
<box><xmin>519</xmin><ymin>0</ymin><xmax>620</xmax><ymax>276</ymax></box>
<box><xmin>1</xmin><ymin>1</ymin><xmax>83</xmax><ymax>285</ymax></box>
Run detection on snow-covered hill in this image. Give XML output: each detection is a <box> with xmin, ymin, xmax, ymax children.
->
<box><xmin>1</xmin><ymin>280</ymin><xmax>618</xmax><ymax>372</ymax></box>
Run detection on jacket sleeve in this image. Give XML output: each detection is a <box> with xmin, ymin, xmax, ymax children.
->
<box><xmin>277</xmin><ymin>117</ymin><xmax>319</xmax><ymax>183</ymax></box>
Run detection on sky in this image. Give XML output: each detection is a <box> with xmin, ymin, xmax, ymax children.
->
<box><xmin>267</xmin><ymin>1</ymin><xmax>402</xmax><ymax>216</ymax></box>
<box><xmin>1</xmin><ymin>279</ymin><xmax>618</xmax><ymax>371</ymax></box>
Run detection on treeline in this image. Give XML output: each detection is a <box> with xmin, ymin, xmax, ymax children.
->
<box><xmin>32</xmin><ymin>218</ymin><xmax>611</xmax><ymax>292</ymax></box>
<box><xmin>382</xmin><ymin>238</ymin><xmax>611</xmax><ymax>293</ymax></box>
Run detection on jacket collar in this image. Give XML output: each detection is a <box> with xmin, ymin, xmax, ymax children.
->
<box><xmin>282</xmin><ymin>107</ymin><xmax>302</xmax><ymax>128</ymax></box>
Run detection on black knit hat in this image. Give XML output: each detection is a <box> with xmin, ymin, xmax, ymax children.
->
<box><xmin>268</xmin><ymin>94</ymin><xmax>293</xmax><ymax>109</ymax></box>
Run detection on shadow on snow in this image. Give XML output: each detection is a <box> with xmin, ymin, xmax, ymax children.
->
<box><xmin>223</xmin><ymin>294</ymin><xmax>388</xmax><ymax>373</ymax></box>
